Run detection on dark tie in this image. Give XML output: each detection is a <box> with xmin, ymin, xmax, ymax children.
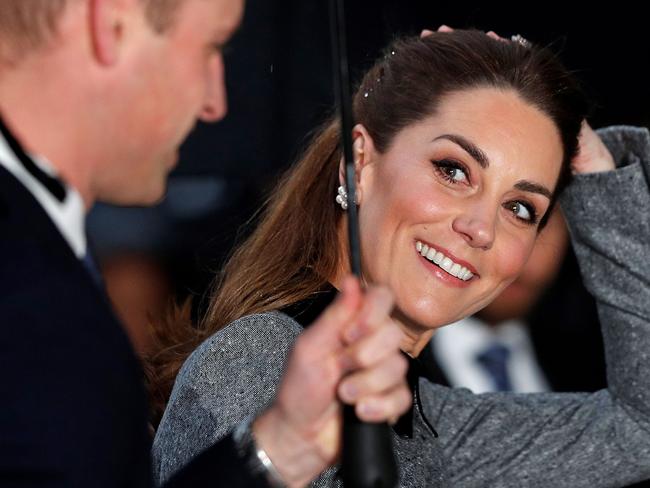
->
<box><xmin>81</xmin><ymin>251</ymin><xmax>103</xmax><ymax>289</ymax></box>
<box><xmin>476</xmin><ymin>343</ymin><xmax>513</xmax><ymax>392</ymax></box>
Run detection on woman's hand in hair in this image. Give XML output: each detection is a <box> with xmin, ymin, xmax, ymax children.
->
<box><xmin>420</xmin><ymin>25</ymin><xmax>453</xmax><ymax>37</ymax></box>
<box><xmin>252</xmin><ymin>276</ymin><xmax>410</xmax><ymax>487</ymax></box>
<box><xmin>572</xmin><ymin>120</ymin><xmax>616</xmax><ymax>174</ymax></box>
<box><xmin>421</xmin><ymin>25</ymin><xmax>506</xmax><ymax>42</ymax></box>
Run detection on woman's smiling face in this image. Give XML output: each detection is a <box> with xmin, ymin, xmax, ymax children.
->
<box><xmin>354</xmin><ymin>86</ymin><xmax>564</xmax><ymax>330</ymax></box>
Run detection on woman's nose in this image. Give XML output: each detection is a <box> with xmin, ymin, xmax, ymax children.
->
<box><xmin>452</xmin><ymin>208</ymin><xmax>496</xmax><ymax>250</ymax></box>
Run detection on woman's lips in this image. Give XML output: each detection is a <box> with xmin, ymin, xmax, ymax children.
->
<box><xmin>417</xmin><ymin>252</ymin><xmax>475</xmax><ymax>288</ymax></box>
<box><xmin>416</xmin><ymin>240</ymin><xmax>479</xmax><ymax>276</ymax></box>
<box><xmin>415</xmin><ymin>240</ymin><xmax>479</xmax><ymax>288</ymax></box>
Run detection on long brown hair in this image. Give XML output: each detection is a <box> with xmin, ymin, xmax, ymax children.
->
<box><xmin>146</xmin><ymin>30</ymin><xmax>588</xmax><ymax>424</ymax></box>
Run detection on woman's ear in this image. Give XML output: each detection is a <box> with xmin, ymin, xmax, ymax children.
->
<box><xmin>338</xmin><ymin>124</ymin><xmax>376</xmax><ymax>206</ymax></box>
<box><xmin>89</xmin><ymin>0</ymin><xmax>126</xmax><ymax>66</ymax></box>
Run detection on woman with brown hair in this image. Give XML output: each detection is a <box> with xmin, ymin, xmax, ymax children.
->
<box><xmin>151</xmin><ymin>29</ymin><xmax>650</xmax><ymax>486</ymax></box>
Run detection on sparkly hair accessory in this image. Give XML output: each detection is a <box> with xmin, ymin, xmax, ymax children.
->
<box><xmin>363</xmin><ymin>78</ymin><xmax>382</xmax><ymax>99</ymax></box>
<box><xmin>363</xmin><ymin>50</ymin><xmax>395</xmax><ymax>99</ymax></box>
<box><xmin>510</xmin><ymin>34</ymin><xmax>531</xmax><ymax>48</ymax></box>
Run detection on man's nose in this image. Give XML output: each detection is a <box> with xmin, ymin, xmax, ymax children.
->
<box><xmin>451</xmin><ymin>204</ymin><xmax>496</xmax><ymax>251</ymax></box>
<box><xmin>199</xmin><ymin>54</ymin><xmax>227</xmax><ymax>123</ymax></box>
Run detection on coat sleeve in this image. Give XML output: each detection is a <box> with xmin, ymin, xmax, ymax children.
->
<box><xmin>162</xmin><ymin>429</ymin><xmax>271</xmax><ymax>488</ymax></box>
<box><xmin>419</xmin><ymin>126</ymin><xmax>650</xmax><ymax>487</ymax></box>
<box><xmin>152</xmin><ymin>312</ymin><xmax>302</xmax><ymax>487</ymax></box>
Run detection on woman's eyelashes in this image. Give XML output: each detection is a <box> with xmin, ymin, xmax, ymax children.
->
<box><xmin>432</xmin><ymin>159</ymin><xmax>539</xmax><ymax>226</ymax></box>
<box><xmin>504</xmin><ymin>200</ymin><xmax>538</xmax><ymax>225</ymax></box>
<box><xmin>431</xmin><ymin>159</ymin><xmax>470</xmax><ymax>184</ymax></box>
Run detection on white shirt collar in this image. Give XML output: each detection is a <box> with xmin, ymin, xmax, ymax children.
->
<box><xmin>0</xmin><ymin>128</ymin><xmax>87</xmax><ymax>258</ymax></box>
<box><xmin>431</xmin><ymin>316</ymin><xmax>550</xmax><ymax>393</ymax></box>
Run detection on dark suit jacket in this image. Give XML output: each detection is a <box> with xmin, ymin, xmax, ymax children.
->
<box><xmin>0</xmin><ymin>152</ymin><xmax>268</xmax><ymax>486</ymax></box>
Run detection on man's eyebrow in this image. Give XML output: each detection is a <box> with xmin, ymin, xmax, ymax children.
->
<box><xmin>514</xmin><ymin>180</ymin><xmax>553</xmax><ymax>199</ymax></box>
<box><xmin>432</xmin><ymin>134</ymin><xmax>490</xmax><ymax>169</ymax></box>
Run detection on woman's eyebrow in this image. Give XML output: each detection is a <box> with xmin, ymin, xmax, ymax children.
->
<box><xmin>514</xmin><ymin>180</ymin><xmax>552</xmax><ymax>199</ymax></box>
<box><xmin>432</xmin><ymin>134</ymin><xmax>553</xmax><ymax>198</ymax></box>
<box><xmin>432</xmin><ymin>134</ymin><xmax>490</xmax><ymax>168</ymax></box>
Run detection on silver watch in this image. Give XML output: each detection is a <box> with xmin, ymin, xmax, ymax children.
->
<box><xmin>233</xmin><ymin>416</ymin><xmax>288</xmax><ymax>488</ymax></box>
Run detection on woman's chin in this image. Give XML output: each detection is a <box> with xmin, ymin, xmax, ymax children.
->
<box><xmin>393</xmin><ymin>298</ymin><xmax>468</xmax><ymax>332</ymax></box>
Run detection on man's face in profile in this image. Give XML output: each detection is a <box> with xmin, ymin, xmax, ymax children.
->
<box><xmin>101</xmin><ymin>0</ymin><xmax>244</xmax><ymax>205</ymax></box>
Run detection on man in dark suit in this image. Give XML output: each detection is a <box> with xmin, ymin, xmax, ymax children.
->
<box><xmin>0</xmin><ymin>1</ymin><xmax>410</xmax><ymax>486</ymax></box>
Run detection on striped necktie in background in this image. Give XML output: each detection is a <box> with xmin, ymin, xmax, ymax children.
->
<box><xmin>476</xmin><ymin>342</ymin><xmax>513</xmax><ymax>392</ymax></box>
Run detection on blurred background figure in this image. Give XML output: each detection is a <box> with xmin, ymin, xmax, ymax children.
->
<box><xmin>88</xmin><ymin>175</ymin><xmax>259</xmax><ymax>353</ymax></box>
<box><xmin>101</xmin><ymin>253</ymin><xmax>171</xmax><ymax>354</ymax></box>
<box><xmin>421</xmin><ymin>207</ymin><xmax>607</xmax><ymax>394</ymax></box>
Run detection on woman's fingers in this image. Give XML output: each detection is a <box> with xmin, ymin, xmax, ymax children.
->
<box><xmin>421</xmin><ymin>26</ymin><xmax>453</xmax><ymax>38</ymax></box>
<box><xmin>300</xmin><ymin>275</ymin><xmax>362</xmax><ymax>355</ymax></box>
<box><xmin>342</xmin><ymin>285</ymin><xmax>394</xmax><ymax>344</ymax></box>
<box><xmin>486</xmin><ymin>30</ymin><xmax>507</xmax><ymax>42</ymax></box>
<box><xmin>355</xmin><ymin>384</ymin><xmax>413</xmax><ymax>423</ymax></box>
<box><xmin>572</xmin><ymin>120</ymin><xmax>616</xmax><ymax>174</ymax></box>
<box><xmin>338</xmin><ymin>353</ymin><xmax>408</xmax><ymax>403</ymax></box>
<box><xmin>422</xmin><ymin>25</ymin><xmax>509</xmax><ymax>44</ymax></box>
<box><xmin>339</xmin><ymin>317</ymin><xmax>404</xmax><ymax>372</ymax></box>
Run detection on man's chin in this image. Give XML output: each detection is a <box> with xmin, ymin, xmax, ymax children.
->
<box><xmin>165</xmin><ymin>151</ymin><xmax>180</xmax><ymax>171</ymax></box>
<box><xmin>99</xmin><ymin>180</ymin><xmax>168</xmax><ymax>207</ymax></box>
<box><xmin>140</xmin><ymin>179</ymin><xmax>169</xmax><ymax>206</ymax></box>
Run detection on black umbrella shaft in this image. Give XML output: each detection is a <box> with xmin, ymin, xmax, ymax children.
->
<box><xmin>330</xmin><ymin>0</ymin><xmax>361</xmax><ymax>276</ymax></box>
<box><xmin>329</xmin><ymin>1</ymin><xmax>399</xmax><ymax>487</ymax></box>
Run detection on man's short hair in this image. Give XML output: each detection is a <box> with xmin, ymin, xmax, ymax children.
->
<box><xmin>0</xmin><ymin>0</ymin><xmax>184</xmax><ymax>62</ymax></box>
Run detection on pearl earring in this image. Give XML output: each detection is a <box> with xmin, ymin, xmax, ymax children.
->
<box><xmin>335</xmin><ymin>185</ymin><xmax>349</xmax><ymax>210</ymax></box>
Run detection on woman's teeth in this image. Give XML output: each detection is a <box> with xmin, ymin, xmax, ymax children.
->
<box><xmin>415</xmin><ymin>241</ymin><xmax>474</xmax><ymax>281</ymax></box>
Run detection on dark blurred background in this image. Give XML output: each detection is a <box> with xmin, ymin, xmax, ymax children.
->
<box><xmin>87</xmin><ymin>0</ymin><xmax>649</xmax><ymax>358</ymax></box>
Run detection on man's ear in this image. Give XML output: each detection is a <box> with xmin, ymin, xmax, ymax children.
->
<box><xmin>89</xmin><ymin>0</ymin><xmax>126</xmax><ymax>66</ymax></box>
<box><xmin>338</xmin><ymin>124</ymin><xmax>376</xmax><ymax>206</ymax></box>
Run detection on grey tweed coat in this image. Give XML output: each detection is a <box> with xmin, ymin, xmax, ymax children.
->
<box><xmin>153</xmin><ymin>126</ymin><xmax>650</xmax><ymax>487</ymax></box>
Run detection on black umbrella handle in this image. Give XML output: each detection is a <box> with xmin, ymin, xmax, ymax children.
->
<box><xmin>329</xmin><ymin>1</ymin><xmax>398</xmax><ymax>486</ymax></box>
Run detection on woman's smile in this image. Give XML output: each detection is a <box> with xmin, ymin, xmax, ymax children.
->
<box><xmin>415</xmin><ymin>240</ymin><xmax>477</xmax><ymax>287</ymax></box>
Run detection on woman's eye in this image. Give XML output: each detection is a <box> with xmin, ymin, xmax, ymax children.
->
<box><xmin>433</xmin><ymin>160</ymin><xmax>469</xmax><ymax>184</ymax></box>
<box><xmin>506</xmin><ymin>201</ymin><xmax>537</xmax><ymax>224</ymax></box>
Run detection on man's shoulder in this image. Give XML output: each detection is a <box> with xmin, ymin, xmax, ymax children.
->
<box><xmin>0</xmin><ymin>165</ymin><xmax>81</xmax><ymax>290</ymax></box>
<box><xmin>0</xmin><ymin>263</ymin><xmax>151</xmax><ymax>484</ymax></box>
<box><xmin>0</xmin><ymin>163</ymin><xmax>56</xmax><ymax>230</ymax></box>
<box><xmin>0</xmin><ymin>168</ymin><xmax>138</xmax><ymax>382</ymax></box>
<box><xmin>0</xmin><ymin>243</ymin><xmax>115</xmax><ymax>346</ymax></box>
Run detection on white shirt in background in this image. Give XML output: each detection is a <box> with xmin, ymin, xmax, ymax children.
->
<box><xmin>430</xmin><ymin>316</ymin><xmax>551</xmax><ymax>393</ymax></box>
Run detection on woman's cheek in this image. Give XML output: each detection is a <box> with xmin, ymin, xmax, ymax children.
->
<box><xmin>494</xmin><ymin>234</ymin><xmax>535</xmax><ymax>286</ymax></box>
